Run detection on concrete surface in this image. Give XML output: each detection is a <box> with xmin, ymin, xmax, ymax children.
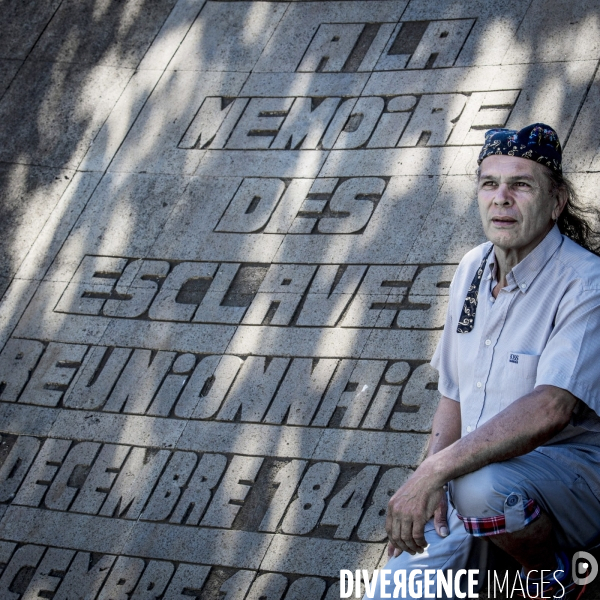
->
<box><xmin>0</xmin><ymin>0</ymin><xmax>600</xmax><ymax>598</ymax></box>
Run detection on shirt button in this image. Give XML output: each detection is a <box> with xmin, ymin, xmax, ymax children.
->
<box><xmin>466</xmin><ymin>426</ymin><xmax>472</xmax><ymax>432</ymax></box>
<box><xmin>520</xmin><ymin>283</ymin><xmax>527</xmax><ymax>289</ymax></box>
<box><xmin>485</xmin><ymin>339</ymin><xmax>491</xmax><ymax>346</ymax></box>
<box><xmin>506</xmin><ymin>494</ymin><xmax>519</xmax><ymax>507</ymax></box>
<box><xmin>476</xmin><ymin>381</ymin><xmax>482</xmax><ymax>388</ymax></box>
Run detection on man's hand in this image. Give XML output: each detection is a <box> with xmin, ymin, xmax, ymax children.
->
<box><xmin>386</xmin><ymin>491</ymin><xmax>449</xmax><ymax>558</ymax></box>
<box><xmin>386</xmin><ymin>465</ymin><xmax>446</xmax><ymax>555</ymax></box>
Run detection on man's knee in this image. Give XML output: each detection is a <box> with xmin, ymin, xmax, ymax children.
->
<box><xmin>450</xmin><ymin>464</ymin><xmax>543</xmax><ymax>536</ymax></box>
<box><xmin>450</xmin><ymin>465</ymin><xmax>511</xmax><ymax>518</ymax></box>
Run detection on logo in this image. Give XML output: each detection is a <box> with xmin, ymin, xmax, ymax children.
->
<box><xmin>509</xmin><ymin>353</ymin><xmax>519</xmax><ymax>364</ymax></box>
<box><xmin>572</xmin><ymin>551</ymin><xmax>599</xmax><ymax>586</ymax></box>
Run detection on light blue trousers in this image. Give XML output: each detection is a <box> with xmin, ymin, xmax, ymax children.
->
<box><xmin>364</xmin><ymin>449</ymin><xmax>600</xmax><ymax>600</ymax></box>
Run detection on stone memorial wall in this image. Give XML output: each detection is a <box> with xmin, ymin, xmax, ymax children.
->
<box><xmin>1</xmin><ymin>0</ymin><xmax>600</xmax><ymax>597</ymax></box>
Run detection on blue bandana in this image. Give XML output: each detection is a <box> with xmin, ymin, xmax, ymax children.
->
<box><xmin>478</xmin><ymin>123</ymin><xmax>562</xmax><ymax>174</ymax></box>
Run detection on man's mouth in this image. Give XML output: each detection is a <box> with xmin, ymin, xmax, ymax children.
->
<box><xmin>491</xmin><ymin>216</ymin><xmax>517</xmax><ymax>226</ymax></box>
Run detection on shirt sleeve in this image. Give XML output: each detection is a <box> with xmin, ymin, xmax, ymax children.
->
<box><xmin>430</xmin><ymin>280</ymin><xmax>461</xmax><ymax>403</ymax></box>
<box><xmin>536</xmin><ymin>284</ymin><xmax>600</xmax><ymax>416</ymax></box>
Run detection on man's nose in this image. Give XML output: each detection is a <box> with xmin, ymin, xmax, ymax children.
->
<box><xmin>493</xmin><ymin>183</ymin><xmax>512</xmax><ymax>205</ymax></box>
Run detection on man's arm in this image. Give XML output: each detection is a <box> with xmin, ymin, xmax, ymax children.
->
<box><xmin>427</xmin><ymin>395</ymin><xmax>461</xmax><ymax>457</ymax></box>
<box><xmin>386</xmin><ymin>384</ymin><xmax>577</xmax><ymax>555</ymax></box>
<box><xmin>387</xmin><ymin>395</ymin><xmax>461</xmax><ymax>557</ymax></box>
<box><xmin>427</xmin><ymin>395</ymin><xmax>461</xmax><ymax>539</ymax></box>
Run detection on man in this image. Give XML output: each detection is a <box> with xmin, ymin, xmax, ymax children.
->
<box><xmin>367</xmin><ymin>124</ymin><xmax>600</xmax><ymax>599</ymax></box>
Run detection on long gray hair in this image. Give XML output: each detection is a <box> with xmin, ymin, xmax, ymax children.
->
<box><xmin>548</xmin><ymin>170</ymin><xmax>600</xmax><ymax>257</ymax></box>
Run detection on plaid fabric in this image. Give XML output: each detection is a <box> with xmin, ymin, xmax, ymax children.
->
<box><xmin>457</xmin><ymin>498</ymin><xmax>541</xmax><ymax>536</ymax></box>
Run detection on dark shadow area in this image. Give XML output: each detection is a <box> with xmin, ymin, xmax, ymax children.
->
<box><xmin>0</xmin><ymin>0</ymin><xmax>179</xmax><ymax>287</ymax></box>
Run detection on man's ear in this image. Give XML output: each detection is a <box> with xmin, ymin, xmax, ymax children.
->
<box><xmin>552</xmin><ymin>185</ymin><xmax>569</xmax><ymax>221</ymax></box>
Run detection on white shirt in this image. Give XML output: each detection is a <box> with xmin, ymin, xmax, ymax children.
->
<box><xmin>431</xmin><ymin>224</ymin><xmax>600</xmax><ymax>444</ymax></box>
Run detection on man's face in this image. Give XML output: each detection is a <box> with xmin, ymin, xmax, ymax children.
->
<box><xmin>477</xmin><ymin>155</ymin><xmax>561</xmax><ymax>254</ymax></box>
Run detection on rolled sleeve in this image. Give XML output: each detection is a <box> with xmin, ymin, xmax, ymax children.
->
<box><xmin>536</xmin><ymin>285</ymin><xmax>600</xmax><ymax>416</ymax></box>
<box><xmin>431</xmin><ymin>283</ymin><xmax>461</xmax><ymax>403</ymax></box>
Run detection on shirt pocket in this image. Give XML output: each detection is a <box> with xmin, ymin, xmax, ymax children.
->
<box><xmin>500</xmin><ymin>352</ymin><xmax>540</xmax><ymax>410</ymax></box>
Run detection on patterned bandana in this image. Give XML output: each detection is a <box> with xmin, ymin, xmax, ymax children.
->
<box><xmin>456</xmin><ymin>245</ymin><xmax>493</xmax><ymax>333</ymax></box>
<box><xmin>477</xmin><ymin>123</ymin><xmax>562</xmax><ymax>174</ymax></box>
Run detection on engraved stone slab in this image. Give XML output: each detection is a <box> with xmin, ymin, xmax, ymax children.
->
<box><xmin>2</xmin><ymin>0</ymin><xmax>600</xmax><ymax>595</ymax></box>
<box><xmin>0</xmin><ymin>165</ymin><xmax>73</xmax><ymax>282</ymax></box>
<box><xmin>28</xmin><ymin>0</ymin><xmax>179</xmax><ymax>68</ymax></box>
<box><xmin>0</xmin><ymin>62</ymin><xmax>132</xmax><ymax>169</ymax></box>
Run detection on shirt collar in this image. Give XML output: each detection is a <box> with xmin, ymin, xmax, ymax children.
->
<box><xmin>485</xmin><ymin>224</ymin><xmax>563</xmax><ymax>293</ymax></box>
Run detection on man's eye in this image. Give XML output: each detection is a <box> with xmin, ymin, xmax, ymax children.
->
<box><xmin>515</xmin><ymin>182</ymin><xmax>530</xmax><ymax>188</ymax></box>
<box><xmin>481</xmin><ymin>181</ymin><xmax>496</xmax><ymax>188</ymax></box>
